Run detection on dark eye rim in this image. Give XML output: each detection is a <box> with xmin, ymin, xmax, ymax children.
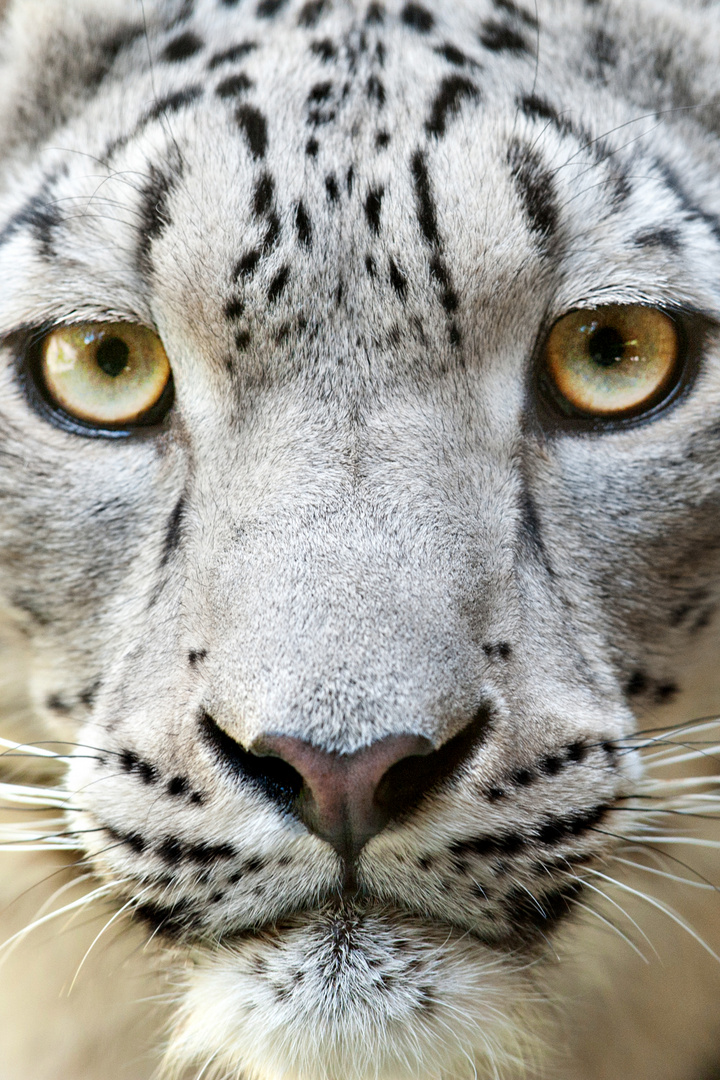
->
<box><xmin>14</xmin><ymin>324</ymin><xmax>175</xmax><ymax>439</ymax></box>
<box><xmin>534</xmin><ymin>305</ymin><xmax>708</xmax><ymax>434</ymax></box>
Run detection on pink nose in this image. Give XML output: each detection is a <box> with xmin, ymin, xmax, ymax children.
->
<box><xmin>252</xmin><ymin>733</ymin><xmax>434</xmax><ymax>858</ymax></box>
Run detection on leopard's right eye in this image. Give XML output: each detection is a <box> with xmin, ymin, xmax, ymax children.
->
<box><xmin>38</xmin><ymin>323</ymin><xmax>173</xmax><ymax>429</ymax></box>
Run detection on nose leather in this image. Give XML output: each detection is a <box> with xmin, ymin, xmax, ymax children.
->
<box><xmin>252</xmin><ymin>733</ymin><xmax>434</xmax><ymax>859</ymax></box>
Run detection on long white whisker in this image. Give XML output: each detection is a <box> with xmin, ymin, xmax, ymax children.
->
<box><xmin>586</xmin><ymin>868</ymin><xmax>720</xmax><ymax>965</ymax></box>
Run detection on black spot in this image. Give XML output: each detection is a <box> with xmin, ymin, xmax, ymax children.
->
<box><xmin>410</xmin><ymin>149</ymin><xmax>439</xmax><ymax>244</ymax></box>
<box><xmin>81</xmin><ymin>24</ymin><xmax>146</xmax><ymax>88</ymax></box>
<box><xmin>482</xmin><ymin>642</ymin><xmax>512</xmax><ymax>660</ymax></box>
<box><xmin>159</xmin><ymin>837</ymin><xmax>184</xmax><ymax>864</ymax></box>
<box><xmin>145</xmin><ymin>85</ymin><xmax>203</xmax><ymax>123</ymax></box>
<box><xmin>566</xmin><ymin>741</ymin><xmax>588</xmax><ymax>764</ymax></box>
<box><xmin>507</xmin><ymin>139</ymin><xmax>558</xmax><ymax>241</ymax></box>
<box><xmin>138</xmin><ymin>760</ymin><xmax>158</xmax><ymax>784</ymax></box>
<box><xmin>310</xmin><ymin>38</ymin><xmax>337</xmax><ymax>61</ymax></box>
<box><xmin>224</xmin><ymin>297</ymin><xmax>245</xmax><ymax>320</ymax></box>
<box><xmin>138</xmin><ymin>163</ymin><xmax>180</xmax><ymax>272</ymax></box>
<box><xmin>365</xmin><ymin>2</ymin><xmax>385</xmax><ymax>23</ymax></box>
<box><xmin>188</xmin><ymin>841</ymin><xmax>236</xmax><ymax>863</ymax></box>
<box><xmin>633</xmin><ymin>227</ymin><xmax>681</xmax><ymax>250</ymax></box>
<box><xmin>335</xmin><ymin>278</ymin><xmax>344</xmax><ymax>306</ymax></box>
<box><xmin>486</xmin><ymin>785</ymin><xmax>505</xmax><ymax>802</ymax></box>
<box><xmin>401</xmin><ymin>2</ymin><xmax>434</xmax><ymax>31</ymax></box>
<box><xmin>267</xmin><ymin>265</ymin><xmax>290</xmax><ymax>302</ymax></box>
<box><xmin>364</xmin><ymin>186</ymin><xmax>384</xmax><ymax>233</ymax></box>
<box><xmin>366</xmin><ymin>74</ymin><xmax>386</xmax><ymax>106</ymax></box>
<box><xmin>79</xmin><ymin>680</ymin><xmax>102</xmax><ymax>708</ymax></box>
<box><xmin>120</xmin><ymin>749</ymin><xmax>139</xmax><ymax>773</ymax></box>
<box><xmin>207</xmin><ymin>42</ymin><xmax>257</xmax><ymax>69</ymax></box>
<box><xmin>298</xmin><ymin>0</ymin><xmax>326</xmax><ymax>26</ymax></box>
<box><xmin>519</xmin><ymin>92</ymin><xmax>573</xmax><ymax>136</ymax></box>
<box><xmin>626</xmin><ymin>670</ymin><xmax>648</xmax><ymax>696</ymax></box>
<box><xmin>236</xmin><ymin>105</ymin><xmax>268</xmax><ymax>158</ymax></box>
<box><xmin>235</xmin><ymin>329</ymin><xmax>251</xmax><ymax>349</ymax></box>
<box><xmin>244</xmin><ymin>855</ymin><xmax>267</xmax><ymax>873</ymax></box>
<box><xmin>161</xmin><ymin>496</ymin><xmax>185</xmax><ymax>565</ymax></box>
<box><xmin>134</xmin><ymin>898</ymin><xmax>190</xmax><ymax>940</ymax></box>
<box><xmin>168</xmin><ymin>776</ymin><xmax>190</xmax><ymax>797</ymax></box>
<box><xmin>430</xmin><ymin>256</ymin><xmax>459</xmax><ymax>312</ymax></box>
<box><xmin>188</xmin><ymin>649</ymin><xmax>208</xmax><ymax>664</ymax></box>
<box><xmin>375</xmin><ymin>129</ymin><xmax>390</xmax><ymax>148</ymax></box>
<box><xmin>365</xmin><ymin>253</ymin><xmax>376</xmax><ymax>276</ymax></box>
<box><xmin>425</xmin><ymin>75</ymin><xmax>479</xmax><ymax>138</ymax></box>
<box><xmin>162</xmin><ymin>30</ymin><xmax>204</xmax><ymax>62</ymax></box>
<box><xmin>47</xmin><ymin>694</ymin><xmax>71</xmax><ymax>713</ymax></box>
<box><xmin>256</xmin><ymin>0</ymin><xmax>287</xmax><ymax>16</ymax></box>
<box><xmin>346</xmin><ymin>166</ymin><xmax>354</xmax><ymax>193</ymax></box>
<box><xmin>655</xmin><ymin>681</ymin><xmax>678</xmax><ymax>704</ymax></box>
<box><xmin>306</xmin><ymin>136</ymin><xmax>320</xmax><ymax>156</ymax></box>
<box><xmin>505</xmin><ymin>880</ymin><xmax>582</xmax><ymax>932</ymax></box>
<box><xmin>295</xmin><ymin>201</ymin><xmax>312</xmax><ymax>247</ymax></box>
<box><xmin>538</xmin><ymin>804</ymin><xmax>606</xmax><ymax>845</ymax></box>
<box><xmin>263</xmin><ymin>211</ymin><xmax>281</xmax><ymax>249</ymax></box>
<box><xmin>389</xmin><ymin>257</ymin><xmax>408</xmax><ymax>299</ymax></box>
<box><xmin>125</xmin><ymin>832</ymin><xmax>146</xmax><ymax>854</ymax></box>
<box><xmin>216</xmin><ymin>72</ymin><xmax>253</xmax><ymax>98</ymax></box>
<box><xmin>253</xmin><ymin>173</ymin><xmax>275</xmax><ymax>217</ymax></box>
<box><xmin>235</xmin><ymin>248</ymin><xmax>262</xmax><ymax>278</ymax></box>
<box><xmin>308</xmin><ymin>80</ymin><xmax>333</xmax><ymax>103</ymax></box>
<box><xmin>325</xmin><ymin>173</ymin><xmax>340</xmax><ymax>201</ymax></box>
<box><xmin>479</xmin><ymin>20</ymin><xmax>531</xmax><ymax>53</ymax></box>
<box><xmin>539</xmin><ymin>753</ymin><xmax>563</xmax><ymax>776</ymax></box>
<box><xmin>448</xmin><ymin>321</ymin><xmax>461</xmax><ymax>347</ymax></box>
<box><xmin>493</xmin><ymin>0</ymin><xmax>538</xmax><ymax>28</ymax></box>
<box><xmin>510</xmin><ymin>767</ymin><xmax>535</xmax><ymax>787</ymax></box>
<box><xmin>435</xmin><ymin>42</ymin><xmax>471</xmax><ymax>66</ymax></box>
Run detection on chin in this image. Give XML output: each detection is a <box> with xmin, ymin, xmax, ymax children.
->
<box><xmin>162</xmin><ymin>908</ymin><xmax>537</xmax><ymax>1080</ymax></box>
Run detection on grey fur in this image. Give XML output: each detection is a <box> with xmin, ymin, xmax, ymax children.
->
<box><xmin>1</xmin><ymin>1</ymin><xmax>720</xmax><ymax>1078</ymax></box>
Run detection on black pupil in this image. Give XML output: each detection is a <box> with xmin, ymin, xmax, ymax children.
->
<box><xmin>588</xmin><ymin>326</ymin><xmax>626</xmax><ymax>367</ymax></box>
<box><xmin>96</xmin><ymin>337</ymin><xmax>130</xmax><ymax>378</ymax></box>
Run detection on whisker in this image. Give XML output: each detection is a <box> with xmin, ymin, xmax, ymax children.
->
<box><xmin>586</xmin><ymin>867</ymin><xmax>720</xmax><ymax>965</ymax></box>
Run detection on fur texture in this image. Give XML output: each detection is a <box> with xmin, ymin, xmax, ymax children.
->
<box><xmin>1</xmin><ymin>1</ymin><xmax>720</xmax><ymax>1078</ymax></box>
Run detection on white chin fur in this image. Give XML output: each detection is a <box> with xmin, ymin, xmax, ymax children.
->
<box><xmin>162</xmin><ymin>910</ymin><xmax>535</xmax><ymax>1080</ymax></box>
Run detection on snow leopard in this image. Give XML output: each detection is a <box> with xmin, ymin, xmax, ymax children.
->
<box><xmin>1</xmin><ymin>0</ymin><xmax>720</xmax><ymax>1077</ymax></box>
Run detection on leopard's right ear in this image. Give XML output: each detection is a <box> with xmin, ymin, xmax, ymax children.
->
<box><xmin>0</xmin><ymin>0</ymin><xmax>179</xmax><ymax>162</ymax></box>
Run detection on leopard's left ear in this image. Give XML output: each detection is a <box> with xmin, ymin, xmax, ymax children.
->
<box><xmin>0</xmin><ymin>0</ymin><xmax>176</xmax><ymax>162</ymax></box>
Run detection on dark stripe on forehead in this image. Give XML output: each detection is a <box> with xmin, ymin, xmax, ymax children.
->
<box><xmin>425</xmin><ymin>75</ymin><xmax>480</xmax><ymax>138</ymax></box>
<box><xmin>236</xmin><ymin>104</ymin><xmax>268</xmax><ymax>158</ymax></box>
<box><xmin>507</xmin><ymin>139</ymin><xmax>558</xmax><ymax>242</ymax></box>
<box><xmin>0</xmin><ymin>181</ymin><xmax>61</xmax><ymax>257</ymax></box>
<box><xmin>138</xmin><ymin>160</ymin><xmax>182</xmax><ymax>273</ymax></box>
<box><xmin>103</xmin><ymin>85</ymin><xmax>203</xmax><ymax>161</ymax></box>
<box><xmin>298</xmin><ymin>0</ymin><xmax>327</xmax><ymax>26</ymax></box>
<box><xmin>479</xmin><ymin>19</ymin><xmax>532</xmax><ymax>54</ymax></box>
<box><xmin>207</xmin><ymin>42</ymin><xmax>257</xmax><ymax>69</ymax></box>
<box><xmin>492</xmin><ymin>0</ymin><xmax>538</xmax><ymax>29</ymax></box>
<box><xmin>410</xmin><ymin>150</ymin><xmax>439</xmax><ymax>245</ymax></box>
<box><xmin>256</xmin><ymin>0</ymin><xmax>289</xmax><ymax>17</ymax></box>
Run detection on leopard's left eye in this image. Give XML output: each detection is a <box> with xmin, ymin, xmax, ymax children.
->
<box><xmin>39</xmin><ymin>322</ymin><xmax>172</xmax><ymax>428</ymax></box>
<box><xmin>543</xmin><ymin>305</ymin><xmax>680</xmax><ymax>418</ymax></box>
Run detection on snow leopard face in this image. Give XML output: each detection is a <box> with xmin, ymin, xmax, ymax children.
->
<box><xmin>1</xmin><ymin>0</ymin><xmax>719</xmax><ymax>1077</ymax></box>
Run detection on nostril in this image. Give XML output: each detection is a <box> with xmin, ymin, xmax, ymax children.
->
<box><xmin>374</xmin><ymin>704</ymin><xmax>493</xmax><ymax>820</ymax></box>
<box><xmin>199</xmin><ymin>711</ymin><xmax>304</xmax><ymax>805</ymax></box>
